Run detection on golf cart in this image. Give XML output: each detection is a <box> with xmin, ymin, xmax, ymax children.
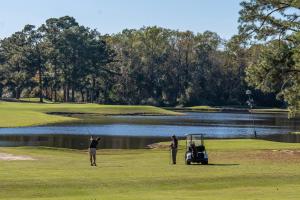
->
<box><xmin>185</xmin><ymin>134</ymin><xmax>208</xmax><ymax>165</ymax></box>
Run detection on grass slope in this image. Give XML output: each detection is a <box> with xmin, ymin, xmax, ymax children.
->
<box><xmin>251</xmin><ymin>108</ymin><xmax>288</xmax><ymax>113</ymax></box>
<box><xmin>188</xmin><ymin>105</ymin><xmax>221</xmax><ymax>112</ymax></box>
<box><xmin>0</xmin><ymin>139</ymin><xmax>300</xmax><ymax>200</ymax></box>
<box><xmin>0</xmin><ymin>102</ymin><xmax>181</xmax><ymax>128</ymax></box>
<box><xmin>19</xmin><ymin>98</ymin><xmax>54</xmax><ymax>103</ymax></box>
<box><xmin>291</xmin><ymin>132</ymin><xmax>300</xmax><ymax>135</ymax></box>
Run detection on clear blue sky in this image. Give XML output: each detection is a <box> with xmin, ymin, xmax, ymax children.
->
<box><xmin>0</xmin><ymin>0</ymin><xmax>242</xmax><ymax>40</ymax></box>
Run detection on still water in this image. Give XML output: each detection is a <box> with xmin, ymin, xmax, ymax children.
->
<box><xmin>0</xmin><ymin>112</ymin><xmax>299</xmax><ymax>148</ymax></box>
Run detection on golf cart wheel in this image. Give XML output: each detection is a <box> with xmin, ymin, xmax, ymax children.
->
<box><xmin>186</xmin><ymin>160</ymin><xmax>191</xmax><ymax>165</ymax></box>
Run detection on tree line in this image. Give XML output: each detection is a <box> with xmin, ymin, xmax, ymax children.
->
<box><xmin>0</xmin><ymin>0</ymin><xmax>299</xmax><ymax>111</ymax></box>
<box><xmin>0</xmin><ymin>18</ymin><xmax>254</xmax><ymax>106</ymax></box>
<box><xmin>0</xmin><ymin>16</ymin><xmax>115</xmax><ymax>103</ymax></box>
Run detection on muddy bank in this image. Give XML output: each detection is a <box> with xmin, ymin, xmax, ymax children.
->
<box><xmin>260</xmin><ymin>133</ymin><xmax>300</xmax><ymax>143</ymax></box>
<box><xmin>0</xmin><ymin>134</ymin><xmax>172</xmax><ymax>149</ymax></box>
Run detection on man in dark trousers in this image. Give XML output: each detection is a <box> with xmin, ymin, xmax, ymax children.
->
<box><xmin>89</xmin><ymin>136</ymin><xmax>101</xmax><ymax>166</ymax></box>
<box><xmin>170</xmin><ymin>135</ymin><xmax>178</xmax><ymax>164</ymax></box>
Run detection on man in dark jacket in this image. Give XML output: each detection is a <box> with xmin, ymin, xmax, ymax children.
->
<box><xmin>89</xmin><ymin>136</ymin><xmax>101</xmax><ymax>166</ymax></box>
<box><xmin>170</xmin><ymin>135</ymin><xmax>178</xmax><ymax>164</ymax></box>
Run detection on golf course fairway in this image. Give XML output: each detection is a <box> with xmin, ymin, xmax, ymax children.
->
<box><xmin>0</xmin><ymin>101</ymin><xmax>181</xmax><ymax>128</ymax></box>
<box><xmin>0</xmin><ymin>139</ymin><xmax>300</xmax><ymax>200</ymax></box>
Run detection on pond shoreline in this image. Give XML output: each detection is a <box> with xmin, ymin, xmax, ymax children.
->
<box><xmin>1</xmin><ymin>133</ymin><xmax>299</xmax><ymax>150</ymax></box>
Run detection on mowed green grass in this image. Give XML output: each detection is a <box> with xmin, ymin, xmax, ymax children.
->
<box><xmin>1</xmin><ymin>139</ymin><xmax>300</xmax><ymax>200</ymax></box>
<box><xmin>0</xmin><ymin>102</ymin><xmax>181</xmax><ymax>127</ymax></box>
<box><xmin>188</xmin><ymin>105</ymin><xmax>221</xmax><ymax>112</ymax></box>
<box><xmin>187</xmin><ymin>106</ymin><xmax>290</xmax><ymax>113</ymax></box>
<box><xmin>251</xmin><ymin>108</ymin><xmax>288</xmax><ymax>113</ymax></box>
<box><xmin>291</xmin><ymin>132</ymin><xmax>300</xmax><ymax>135</ymax></box>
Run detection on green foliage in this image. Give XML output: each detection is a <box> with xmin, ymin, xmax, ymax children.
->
<box><xmin>0</xmin><ymin>15</ymin><xmax>285</xmax><ymax>108</ymax></box>
<box><xmin>0</xmin><ymin>26</ymin><xmax>37</xmax><ymax>98</ymax></box>
<box><xmin>106</xmin><ymin>28</ymin><xmax>249</xmax><ymax>106</ymax></box>
<box><xmin>239</xmin><ymin>0</ymin><xmax>300</xmax><ymax>115</ymax></box>
<box><xmin>0</xmin><ymin>16</ymin><xmax>116</xmax><ymax>103</ymax></box>
<box><xmin>239</xmin><ymin>0</ymin><xmax>300</xmax><ymax>41</ymax></box>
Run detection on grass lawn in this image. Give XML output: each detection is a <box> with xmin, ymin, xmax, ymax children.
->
<box><xmin>187</xmin><ymin>105</ymin><xmax>221</xmax><ymax>112</ymax></box>
<box><xmin>251</xmin><ymin>108</ymin><xmax>288</xmax><ymax>113</ymax></box>
<box><xmin>291</xmin><ymin>132</ymin><xmax>300</xmax><ymax>135</ymax></box>
<box><xmin>19</xmin><ymin>98</ymin><xmax>54</xmax><ymax>103</ymax></box>
<box><xmin>0</xmin><ymin>139</ymin><xmax>300</xmax><ymax>200</ymax></box>
<box><xmin>187</xmin><ymin>106</ymin><xmax>290</xmax><ymax>113</ymax></box>
<box><xmin>0</xmin><ymin>101</ymin><xmax>181</xmax><ymax>128</ymax></box>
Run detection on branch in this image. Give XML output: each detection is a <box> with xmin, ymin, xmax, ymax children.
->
<box><xmin>278</xmin><ymin>2</ymin><xmax>300</xmax><ymax>9</ymax></box>
<box><xmin>247</xmin><ymin>5</ymin><xmax>291</xmax><ymax>35</ymax></box>
<box><xmin>99</xmin><ymin>66</ymin><xmax>121</xmax><ymax>76</ymax></box>
<box><xmin>283</xmin><ymin>69</ymin><xmax>300</xmax><ymax>73</ymax></box>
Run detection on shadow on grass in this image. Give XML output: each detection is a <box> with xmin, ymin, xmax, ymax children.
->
<box><xmin>187</xmin><ymin>163</ymin><xmax>239</xmax><ymax>166</ymax></box>
<box><xmin>91</xmin><ymin>165</ymin><xmax>125</xmax><ymax>168</ymax></box>
<box><xmin>208</xmin><ymin>163</ymin><xmax>239</xmax><ymax>166</ymax></box>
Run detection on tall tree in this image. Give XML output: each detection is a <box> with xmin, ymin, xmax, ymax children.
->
<box><xmin>239</xmin><ymin>0</ymin><xmax>300</xmax><ymax>41</ymax></box>
<box><xmin>239</xmin><ymin>0</ymin><xmax>300</xmax><ymax>114</ymax></box>
<box><xmin>0</xmin><ymin>25</ymin><xmax>37</xmax><ymax>99</ymax></box>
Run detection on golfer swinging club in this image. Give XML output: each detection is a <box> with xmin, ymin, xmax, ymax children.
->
<box><xmin>170</xmin><ymin>134</ymin><xmax>178</xmax><ymax>164</ymax></box>
<box><xmin>89</xmin><ymin>136</ymin><xmax>101</xmax><ymax>166</ymax></box>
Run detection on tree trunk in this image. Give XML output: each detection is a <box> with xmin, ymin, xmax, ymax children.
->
<box><xmin>50</xmin><ymin>88</ymin><xmax>53</xmax><ymax>101</ymax></box>
<box><xmin>66</xmin><ymin>84</ymin><xmax>70</xmax><ymax>102</ymax></box>
<box><xmin>38</xmin><ymin>65</ymin><xmax>43</xmax><ymax>103</ymax></box>
<box><xmin>90</xmin><ymin>89</ymin><xmax>93</xmax><ymax>103</ymax></box>
<box><xmin>71</xmin><ymin>87</ymin><xmax>75</xmax><ymax>102</ymax></box>
<box><xmin>81</xmin><ymin>90</ymin><xmax>85</xmax><ymax>102</ymax></box>
<box><xmin>86</xmin><ymin>90</ymin><xmax>89</xmax><ymax>103</ymax></box>
<box><xmin>63</xmin><ymin>85</ymin><xmax>67</xmax><ymax>102</ymax></box>
<box><xmin>53</xmin><ymin>63</ymin><xmax>58</xmax><ymax>102</ymax></box>
<box><xmin>91</xmin><ymin>78</ymin><xmax>96</xmax><ymax>103</ymax></box>
<box><xmin>54</xmin><ymin>89</ymin><xmax>57</xmax><ymax>102</ymax></box>
<box><xmin>15</xmin><ymin>87</ymin><xmax>21</xmax><ymax>99</ymax></box>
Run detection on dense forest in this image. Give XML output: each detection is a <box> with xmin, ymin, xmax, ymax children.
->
<box><xmin>0</xmin><ymin>0</ymin><xmax>299</xmax><ymax>111</ymax></box>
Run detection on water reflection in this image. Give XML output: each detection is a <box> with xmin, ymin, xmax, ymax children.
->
<box><xmin>0</xmin><ymin>124</ymin><xmax>296</xmax><ymax>138</ymax></box>
<box><xmin>0</xmin><ymin>135</ymin><xmax>171</xmax><ymax>149</ymax></box>
<box><xmin>0</xmin><ymin>112</ymin><xmax>299</xmax><ymax>148</ymax></box>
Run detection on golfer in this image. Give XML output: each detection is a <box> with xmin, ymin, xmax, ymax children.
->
<box><xmin>89</xmin><ymin>136</ymin><xmax>101</xmax><ymax>166</ymax></box>
<box><xmin>170</xmin><ymin>135</ymin><xmax>178</xmax><ymax>164</ymax></box>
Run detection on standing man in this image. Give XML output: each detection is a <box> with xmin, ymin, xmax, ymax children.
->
<box><xmin>170</xmin><ymin>135</ymin><xmax>178</xmax><ymax>165</ymax></box>
<box><xmin>89</xmin><ymin>136</ymin><xmax>101</xmax><ymax>166</ymax></box>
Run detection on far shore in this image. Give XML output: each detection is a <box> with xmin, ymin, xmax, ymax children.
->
<box><xmin>0</xmin><ymin>101</ymin><xmax>182</xmax><ymax>128</ymax></box>
<box><xmin>166</xmin><ymin>105</ymin><xmax>289</xmax><ymax>113</ymax></box>
<box><xmin>0</xmin><ymin>100</ymin><xmax>296</xmax><ymax>128</ymax></box>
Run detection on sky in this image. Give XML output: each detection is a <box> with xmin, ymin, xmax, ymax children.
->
<box><xmin>0</xmin><ymin>0</ymin><xmax>242</xmax><ymax>40</ymax></box>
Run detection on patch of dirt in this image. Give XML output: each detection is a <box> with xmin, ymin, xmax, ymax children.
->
<box><xmin>264</xmin><ymin>149</ymin><xmax>300</xmax><ymax>161</ymax></box>
<box><xmin>251</xmin><ymin>150</ymin><xmax>300</xmax><ymax>162</ymax></box>
<box><xmin>210</xmin><ymin>149</ymin><xmax>300</xmax><ymax>163</ymax></box>
<box><xmin>0</xmin><ymin>153</ymin><xmax>36</xmax><ymax>161</ymax></box>
<box><xmin>148</xmin><ymin>143</ymin><xmax>169</xmax><ymax>149</ymax></box>
<box><xmin>149</xmin><ymin>143</ymin><xmax>300</xmax><ymax>163</ymax></box>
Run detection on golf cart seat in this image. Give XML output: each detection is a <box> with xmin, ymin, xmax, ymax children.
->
<box><xmin>196</xmin><ymin>145</ymin><xmax>205</xmax><ymax>152</ymax></box>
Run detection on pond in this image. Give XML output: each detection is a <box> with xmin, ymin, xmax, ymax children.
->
<box><xmin>0</xmin><ymin>112</ymin><xmax>299</xmax><ymax>149</ymax></box>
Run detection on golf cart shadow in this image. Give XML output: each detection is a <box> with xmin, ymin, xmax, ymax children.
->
<box><xmin>186</xmin><ymin>163</ymin><xmax>239</xmax><ymax>166</ymax></box>
<box><xmin>207</xmin><ymin>163</ymin><xmax>239</xmax><ymax>166</ymax></box>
